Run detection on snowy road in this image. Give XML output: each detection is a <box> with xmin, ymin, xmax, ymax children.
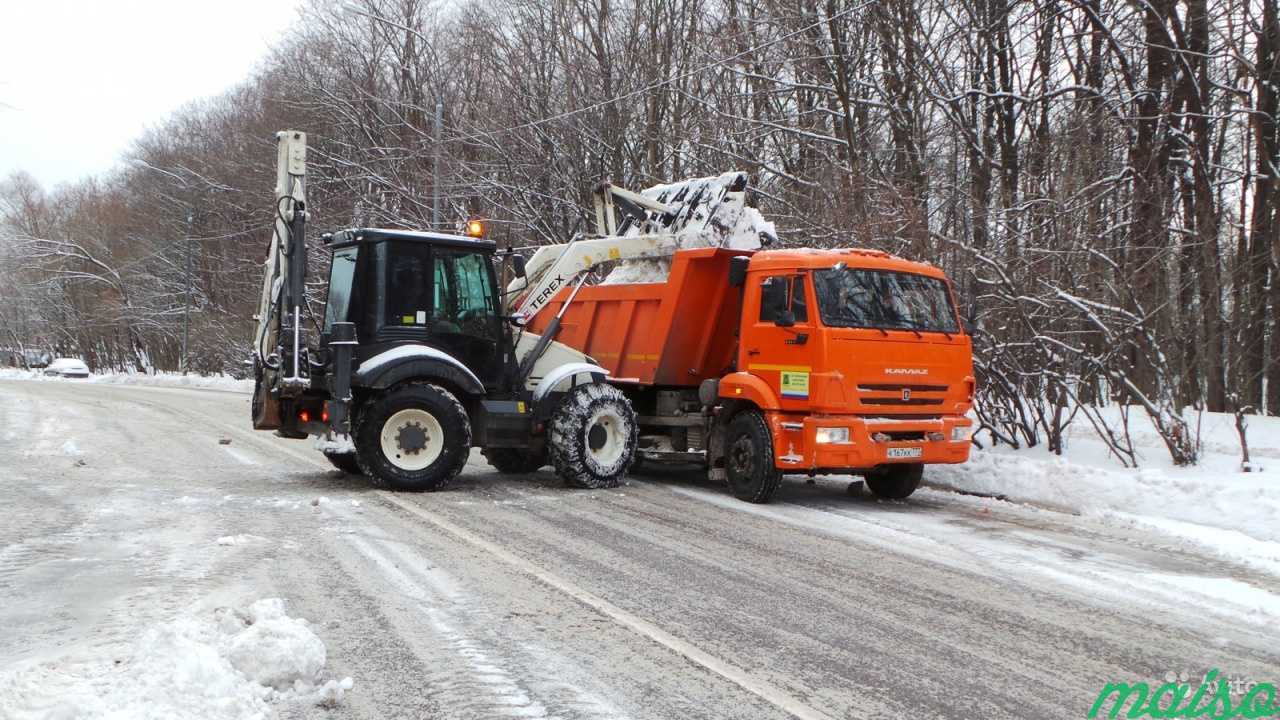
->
<box><xmin>1</xmin><ymin>380</ymin><xmax>1277</xmax><ymax>719</ymax></box>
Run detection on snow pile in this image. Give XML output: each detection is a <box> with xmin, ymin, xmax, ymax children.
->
<box><xmin>602</xmin><ymin>171</ymin><xmax>776</xmax><ymax>284</ymax></box>
<box><xmin>0</xmin><ymin>599</ymin><xmax>352</xmax><ymax>719</ymax></box>
<box><xmin>221</xmin><ymin>599</ymin><xmax>326</xmax><ymax>690</ymax></box>
<box><xmin>930</xmin><ymin>408</ymin><xmax>1280</xmax><ymax>573</ymax></box>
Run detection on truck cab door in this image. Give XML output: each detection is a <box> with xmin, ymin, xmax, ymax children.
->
<box><xmin>743</xmin><ymin>273</ymin><xmax>814</xmax><ymax>409</ymax></box>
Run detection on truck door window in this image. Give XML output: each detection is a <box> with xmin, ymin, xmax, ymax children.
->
<box><xmin>760</xmin><ymin>277</ymin><xmax>788</xmax><ymax>322</ymax></box>
<box><xmin>759</xmin><ymin>276</ymin><xmax>807</xmax><ymax>323</ymax></box>
<box><xmin>790</xmin><ymin>276</ymin><xmax>808</xmax><ymax>322</ymax></box>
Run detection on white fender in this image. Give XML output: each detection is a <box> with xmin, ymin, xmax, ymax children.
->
<box><xmin>354</xmin><ymin>345</ymin><xmax>483</xmax><ymax>389</ymax></box>
<box><xmin>533</xmin><ymin>362</ymin><xmax>610</xmax><ymax>403</ymax></box>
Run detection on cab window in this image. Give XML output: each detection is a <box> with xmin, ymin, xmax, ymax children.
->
<box><xmin>759</xmin><ymin>275</ymin><xmax>807</xmax><ymax>323</ymax></box>
<box><xmin>384</xmin><ymin>243</ymin><xmax>432</xmax><ymax>327</ymax></box>
<box><xmin>430</xmin><ymin>249</ymin><xmax>499</xmax><ymax>341</ymax></box>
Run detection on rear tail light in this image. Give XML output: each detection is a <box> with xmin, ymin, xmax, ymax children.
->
<box><xmin>299</xmin><ymin>409</ymin><xmax>311</xmax><ymax>423</ymax></box>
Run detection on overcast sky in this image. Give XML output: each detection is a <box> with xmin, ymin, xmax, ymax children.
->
<box><xmin>0</xmin><ymin>0</ymin><xmax>303</xmax><ymax>189</ymax></box>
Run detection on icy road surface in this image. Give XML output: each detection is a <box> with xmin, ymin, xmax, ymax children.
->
<box><xmin>1</xmin><ymin>380</ymin><xmax>1277</xmax><ymax>719</ymax></box>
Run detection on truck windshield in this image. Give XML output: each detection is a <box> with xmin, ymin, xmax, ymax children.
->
<box><xmin>324</xmin><ymin>247</ymin><xmax>358</xmax><ymax>332</ymax></box>
<box><xmin>813</xmin><ymin>268</ymin><xmax>958</xmax><ymax>333</ymax></box>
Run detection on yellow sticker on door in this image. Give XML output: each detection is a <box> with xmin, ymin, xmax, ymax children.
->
<box><xmin>780</xmin><ymin>370</ymin><xmax>809</xmax><ymax>398</ymax></box>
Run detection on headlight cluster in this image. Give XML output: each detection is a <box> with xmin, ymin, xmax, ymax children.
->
<box><xmin>814</xmin><ymin>427</ymin><xmax>850</xmax><ymax>444</ymax></box>
<box><xmin>951</xmin><ymin>425</ymin><xmax>973</xmax><ymax>442</ymax></box>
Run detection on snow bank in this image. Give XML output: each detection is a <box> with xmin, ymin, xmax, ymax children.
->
<box><xmin>931</xmin><ymin>407</ymin><xmax>1280</xmax><ymax>573</ymax></box>
<box><xmin>0</xmin><ymin>599</ymin><xmax>352</xmax><ymax>719</ymax></box>
<box><xmin>89</xmin><ymin>371</ymin><xmax>252</xmax><ymax>393</ymax></box>
<box><xmin>0</xmin><ymin>368</ymin><xmax>251</xmax><ymax>393</ymax></box>
<box><xmin>602</xmin><ymin>171</ymin><xmax>776</xmax><ymax>284</ymax></box>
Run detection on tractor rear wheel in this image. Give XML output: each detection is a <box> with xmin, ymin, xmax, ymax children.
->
<box><xmin>482</xmin><ymin>447</ymin><xmax>547</xmax><ymax>474</ymax></box>
<box><xmin>724</xmin><ymin>411</ymin><xmax>783</xmax><ymax>503</ymax></box>
<box><xmin>549</xmin><ymin>384</ymin><xmax>637</xmax><ymax>489</ymax></box>
<box><xmin>323</xmin><ymin>451</ymin><xmax>362</xmax><ymax>475</ymax></box>
<box><xmin>866</xmin><ymin>464</ymin><xmax>923</xmax><ymax>500</ymax></box>
<box><xmin>355</xmin><ymin>384</ymin><xmax>471</xmax><ymax>492</ymax></box>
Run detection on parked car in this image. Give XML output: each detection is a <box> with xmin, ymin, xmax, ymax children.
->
<box><xmin>43</xmin><ymin>358</ymin><xmax>91</xmax><ymax>379</ymax></box>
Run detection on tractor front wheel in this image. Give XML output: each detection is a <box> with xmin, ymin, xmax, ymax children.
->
<box><xmin>549</xmin><ymin>384</ymin><xmax>637</xmax><ymax>489</ymax></box>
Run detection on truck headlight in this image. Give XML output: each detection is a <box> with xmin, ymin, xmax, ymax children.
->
<box><xmin>815</xmin><ymin>427</ymin><xmax>850</xmax><ymax>444</ymax></box>
<box><xmin>951</xmin><ymin>425</ymin><xmax>973</xmax><ymax>443</ymax></box>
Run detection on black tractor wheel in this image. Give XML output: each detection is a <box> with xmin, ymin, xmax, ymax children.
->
<box><xmin>548</xmin><ymin>384</ymin><xmax>637</xmax><ymax>489</ymax></box>
<box><xmin>723</xmin><ymin>411</ymin><xmax>784</xmax><ymax>503</ymax></box>
<box><xmin>482</xmin><ymin>447</ymin><xmax>547</xmax><ymax>474</ymax></box>
<box><xmin>355</xmin><ymin>384</ymin><xmax>471</xmax><ymax>492</ymax></box>
<box><xmin>866</xmin><ymin>463</ymin><xmax>923</xmax><ymax>500</ymax></box>
<box><xmin>324</xmin><ymin>451</ymin><xmax>363</xmax><ymax>475</ymax></box>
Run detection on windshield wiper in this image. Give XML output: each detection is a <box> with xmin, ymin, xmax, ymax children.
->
<box><xmin>897</xmin><ymin>319</ymin><xmax>954</xmax><ymax>340</ymax></box>
<box><xmin>892</xmin><ymin>322</ymin><xmax>924</xmax><ymax>339</ymax></box>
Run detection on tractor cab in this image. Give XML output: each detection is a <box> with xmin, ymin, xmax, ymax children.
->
<box><xmin>321</xmin><ymin>228</ymin><xmax>511</xmax><ymax>390</ymax></box>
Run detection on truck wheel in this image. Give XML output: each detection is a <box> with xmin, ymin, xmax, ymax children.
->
<box><xmin>866</xmin><ymin>464</ymin><xmax>923</xmax><ymax>500</ymax></box>
<box><xmin>323</xmin><ymin>451</ymin><xmax>362</xmax><ymax>475</ymax></box>
<box><xmin>482</xmin><ymin>447</ymin><xmax>546</xmax><ymax>474</ymax></box>
<box><xmin>549</xmin><ymin>384</ymin><xmax>637</xmax><ymax>489</ymax></box>
<box><xmin>724</xmin><ymin>411</ymin><xmax>783</xmax><ymax>503</ymax></box>
<box><xmin>355</xmin><ymin>384</ymin><xmax>471</xmax><ymax>492</ymax></box>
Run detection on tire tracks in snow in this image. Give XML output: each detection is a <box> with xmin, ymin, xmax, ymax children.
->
<box><xmin>376</xmin><ymin>491</ymin><xmax>836</xmax><ymax>720</ymax></box>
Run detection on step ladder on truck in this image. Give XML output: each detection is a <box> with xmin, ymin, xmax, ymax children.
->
<box><xmin>511</xmin><ymin>174</ymin><xmax>978</xmax><ymax>502</ymax></box>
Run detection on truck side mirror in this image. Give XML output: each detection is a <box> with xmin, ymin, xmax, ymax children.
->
<box><xmin>511</xmin><ymin>254</ymin><xmax>527</xmax><ymax>279</ymax></box>
<box><xmin>964</xmin><ymin>301</ymin><xmax>978</xmax><ymax>335</ymax></box>
<box><xmin>728</xmin><ymin>256</ymin><xmax>749</xmax><ymax>287</ymax></box>
<box><xmin>775</xmin><ymin>309</ymin><xmax>796</xmax><ymax>328</ymax></box>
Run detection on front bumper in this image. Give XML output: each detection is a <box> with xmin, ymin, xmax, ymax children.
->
<box><xmin>767</xmin><ymin>413</ymin><xmax>972</xmax><ymax>472</ymax></box>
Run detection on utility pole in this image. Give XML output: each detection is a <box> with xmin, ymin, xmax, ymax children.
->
<box><xmin>181</xmin><ymin>207</ymin><xmax>193</xmax><ymax>374</ymax></box>
<box><xmin>432</xmin><ymin>98</ymin><xmax>443</xmax><ymax>229</ymax></box>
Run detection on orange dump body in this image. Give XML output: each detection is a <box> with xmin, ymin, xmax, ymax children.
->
<box><xmin>525</xmin><ymin>247</ymin><xmax>749</xmax><ymax>387</ymax></box>
<box><xmin>528</xmin><ymin>245</ymin><xmax>975</xmax><ymax>474</ymax></box>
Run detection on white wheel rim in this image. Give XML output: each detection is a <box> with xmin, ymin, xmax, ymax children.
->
<box><xmin>584</xmin><ymin>407</ymin><xmax>627</xmax><ymax>472</ymax></box>
<box><xmin>380</xmin><ymin>408</ymin><xmax>444</xmax><ymax>471</ymax></box>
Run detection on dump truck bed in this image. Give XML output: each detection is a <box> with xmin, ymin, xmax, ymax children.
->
<box><xmin>526</xmin><ymin>248</ymin><xmax>750</xmax><ymax>387</ymax></box>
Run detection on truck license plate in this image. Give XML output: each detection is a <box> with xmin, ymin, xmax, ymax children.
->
<box><xmin>886</xmin><ymin>447</ymin><xmax>922</xmax><ymax>459</ymax></box>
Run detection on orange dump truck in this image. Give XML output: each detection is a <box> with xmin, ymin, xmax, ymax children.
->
<box><xmin>527</xmin><ymin>245</ymin><xmax>975</xmax><ymax>502</ymax></box>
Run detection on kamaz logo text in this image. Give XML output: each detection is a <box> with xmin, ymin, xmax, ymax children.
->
<box><xmin>885</xmin><ymin>368</ymin><xmax>928</xmax><ymax>375</ymax></box>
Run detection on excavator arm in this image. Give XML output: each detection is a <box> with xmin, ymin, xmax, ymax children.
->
<box><xmin>508</xmin><ymin>171</ymin><xmax>771</xmax><ymax>323</ymax></box>
<box><xmin>251</xmin><ymin>130</ymin><xmax>310</xmax><ymax>429</ymax></box>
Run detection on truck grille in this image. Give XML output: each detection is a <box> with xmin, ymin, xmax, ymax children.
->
<box><xmin>857</xmin><ymin>383</ymin><xmax>949</xmax><ymax>392</ymax></box>
<box><xmin>860</xmin><ymin>397</ymin><xmax>944</xmax><ymax>406</ymax></box>
<box><xmin>857</xmin><ymin>383</ymin><xmax>949</xmax><ymax>407</ymax></box>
